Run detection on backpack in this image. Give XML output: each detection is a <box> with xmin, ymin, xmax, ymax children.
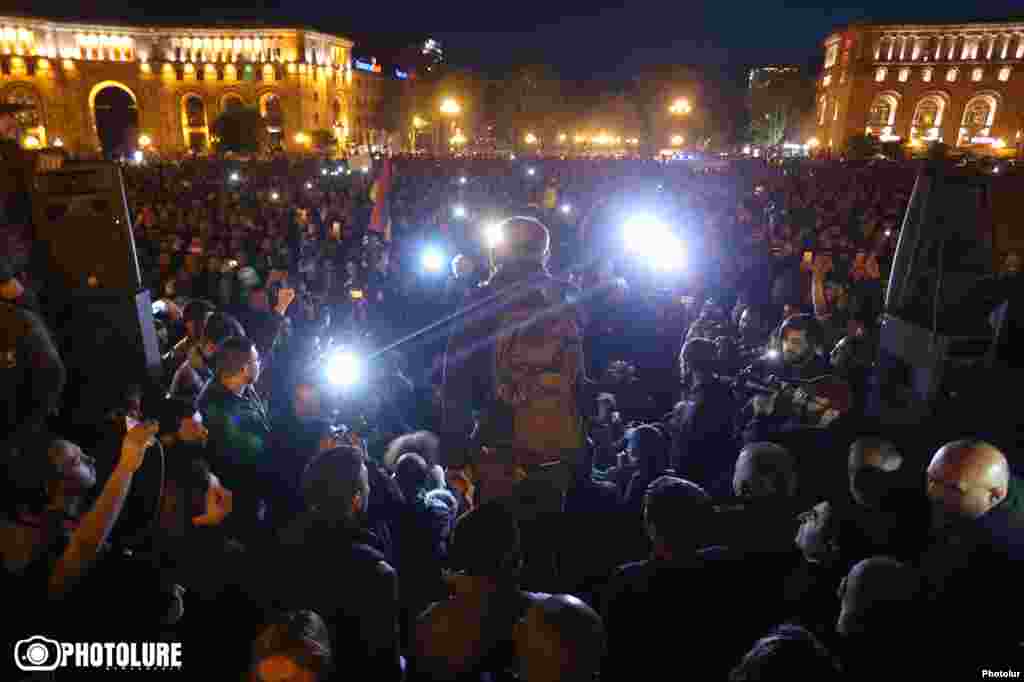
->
<box><xmin>485</xmin><ymin>280</ymin><xmax>585</xmax><ymax>469</ymax></box>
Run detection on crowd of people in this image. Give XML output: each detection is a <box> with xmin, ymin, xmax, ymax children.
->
<box><xmin>1</xmin><ymin>146</ymin><xmax>1022</xmax><ymax>681</ymax></box>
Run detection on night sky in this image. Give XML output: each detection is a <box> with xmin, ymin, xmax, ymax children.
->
<box><xmin>12</xmin><ymin>2</ymin><xmax>1024</xmax><ymax>86</ymax></box>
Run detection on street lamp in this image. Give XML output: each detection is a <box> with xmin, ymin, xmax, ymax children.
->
<box><xmin>138</xmin><ymin>134</ymin><xmax>152</xmax><ymax>147</ymax></box>
<box><xmin>440</xmin><ymin>98</ymin><xmax>461</xmax><ymax>115</ymax></box>
<box><xmin>558</xmin><ymin>133</ymin><xmax>567</xmax><ymax>143</ymax></box>
<box><xmin>670</xmin><ymin>98</ymin><xmax>692</xmax><ymax>115</ymax></box>
<box><xmin>413</xmin><ymin>115</ymin><xmax>426</xmax><ymax>129</ymax></box>
<box><xmin>806</xmin><ymin>137</ymin><xmax>820</xmax><ymax>149</ymax></box>
<box><xmin>525</xmin><ymin>132</ymin><xmax>538</xmax><ymax>145</ymax></box>
<box><xmin>671</xmin><ymin>135</ymin><xmax>684</xmax><ymax>146</ymax></box>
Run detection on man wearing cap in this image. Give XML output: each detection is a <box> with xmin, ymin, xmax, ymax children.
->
<box><xmin>441</xmin><ymin>216</ymin><xmax>587</xmax><ymax>584</ymax></box>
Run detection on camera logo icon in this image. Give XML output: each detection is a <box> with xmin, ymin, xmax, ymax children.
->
<box><xmin>14</xmin><ymin>636</ymin><xmax>64</xmax><ymax>671</ymax></box>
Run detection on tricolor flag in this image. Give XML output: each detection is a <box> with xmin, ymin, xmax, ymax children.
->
<box><xmin>368</xmin><ymin>158</ymin><xmax>393</xmax><ymax>242</ymax></box>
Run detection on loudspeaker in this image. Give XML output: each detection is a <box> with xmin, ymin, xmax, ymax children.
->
<box><xmin>31</xmin><ymin>162</ymin><xmax>142</xmax><ymax>292</ymax></box>
<box><xmin>51</xmin><ymin>288</ymin><xmax>163</xmax><ymax>431</ymax></box>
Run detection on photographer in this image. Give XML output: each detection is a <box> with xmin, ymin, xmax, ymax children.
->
<box><xmin>1</xmin><ymin>423</ymin><xmax>178</xmax><ymax>652</ymax></box>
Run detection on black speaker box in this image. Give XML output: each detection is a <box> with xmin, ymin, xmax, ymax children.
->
<box><xmin>50</xmin><ymin>288</ymin><xmax>163</xmax><ymax>431</ymax></box>
<box><xmin>31</xmin><ymin>161</ymin><xmax>142</xmax><ymax>292</ymax></box>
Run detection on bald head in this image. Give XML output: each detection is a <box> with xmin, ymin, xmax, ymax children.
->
<box><xmin>734</xmin><ymin>442</ymin><xmax>797</xmax><ymax>499</ymax></box>
<box><xmin>837</xmin><ymin>557</ymin><xmax>922</xmax><ymax>637</ymax></box>
<box><xmin>926</xmin><ymin>440</ymin><xmax>1009</xmax><ymax>523</ymax></box>
<box><xmin>516</xmin><ymin>595</ymin><xmax>605</xmax><ymax>682</ymax></box>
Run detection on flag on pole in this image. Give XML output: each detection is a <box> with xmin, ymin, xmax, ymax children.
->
<box><xmin>368</xmin><ymin>158</ymin><xmax>392</xmax><ymax>242</ymax></box>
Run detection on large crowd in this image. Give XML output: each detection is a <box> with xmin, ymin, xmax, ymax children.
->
<box><xmin>1</xmin><ymin>151</ymin><xmax>1022</xmax><ymax>680</ymax></box>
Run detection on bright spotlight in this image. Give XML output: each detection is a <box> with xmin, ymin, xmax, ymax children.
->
<box><xmin>623</xmin><ymin>215</ymin><xmax>685</xmax><ymax>271</ymax></box>
<box><xmin>421</xmin><ymin>247</ymin><xmax>445</xmax><ymax>272</ymax></box>
<box><xmin>885</xmin><ymin>230</ymin><xmax>892</xmax><ymax>237</ymax></box>
<box><xmin>322</xmin><ymin>169</ymin><xmax>328</xmax><ymax>175</ymax></box>
<box><xmin>133</xmin><ymin>150</ymin><xmax>144</xmax><ymax>163</ymax></box>
<box><xmin>764</xmin><ymin>349</ymin><xmax>781</xmax><ymax>361</ymax></box>
<box><xmin>453</xmin><ymin>205</ymin><xmax>466</xmax><ymax>219</ymax></box>
<box><xmin>270</xmin><ymin>191</ymin><xmax>280</xmax><ymax>201</ymax></box>
<box><xmin>459</xmin><ymin>176</ymin><xmax>467</xmax><ymax>185</ymax></box>
<box><xmin>527</xmin><ymin>168</ymin><xmax>536</xmax><ymax>176</ymax></box>
<box><xmin>230</xmin><ymin>172</ymin><xmax>240</xmax><ymax>182</ymax></box>
<box><xmin>326</xmin><ymin>351</ymin><xmax>362</xmax><ymax>388</ymax></box>
<box><xmin>561</xmin><ymin>204</ymin><xmax>572</xmax><ymax>214</ymax></box>
<box><xmin>306</xmin><ymin>182</ymin><xmax>313</xmax><ymax>189</ymax></box>
<box><xmin>485</xmin><ymin>222</ymin><xmax>504</xmax><ymax>249</ymax></box>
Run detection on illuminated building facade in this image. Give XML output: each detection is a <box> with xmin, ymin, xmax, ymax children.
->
<box><xmin>817</xmin><ymin>21</ymin><xmax>1024</xmax><ymax>151</ymax></box>
<box><xmin>0</xmin><ymin>15</ymin><xmax>354</xmax><ymax>154</ymax></box>
<box><xmin>351</xmin><ymin>56</ymin><xmax>411</xmax><ymax>151</ymax></box>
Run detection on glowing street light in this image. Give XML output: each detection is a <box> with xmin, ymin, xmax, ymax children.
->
<box><xmin>459</xmin><ymin>176</ymin><xmax>467</xmax><ymax>185</ymax></box>
<box><xmin>561</xmin><ymin>204</ymin><xmax>572</xmax><ymax>214</ymax></box>
<box><xmin>558</xmin><ymin>133</ymin><xmax>567</xmax><ymax>143</ymax></box>
<box><xmin>52</xmin><ymin>137</ymin><xmax>64</xmax><ymax>147</ymax></box>
<box><xmin>806</xmin><ymin>137</ymin><xmax>820</xmax><ymax>149</ymax></box>
<box><xmin>138</xmin><ymin>134</ymin><xmax>152</xmax><ymax>147</ymax></box>
<box><xmin>270</xmin><ymin>191</ymin><xmax>280</xmax><ymax>201</ymax></box>
<box><xmin>294</xmin><ymin>132</ymin><xmax>310</xmax><ymax>145</ymax></box>
<box><xmin>670</xmin><ymin>98</ymin><xmax>692</xmax><ymax>115</ymax></box>
<box><xmin>524</xmin><ymin>132</ymin><xmax>538</xmax><ymax>145</ymax></box>
<box><xmin>671</xmin><ymin>135</ymin><xmax>684</xmax><ymax>146</ymax></box>
<box><xmin>574</xmin><ymin>134</ymin><xmax>587</xmax><ymax>144</ymax></box>
<box><xmin>306</xmin><ymin>182</ymin><xmax>313</xmax><ymax>189</ymax></box>
<box><xmin>413</xmin><ymin>115</ymin><xmax>426</xmax><ymax>129</ymax></box>
<box><xmin>453</xmin><ymin>204</ymin><xmax>466</xmax><ymax>219</ymax></box>
<box><xmin>440</xmin><ymin>98</ymin><xmax>461</xmax><ymax>115</ymax></box>
<box><xmin>527</xmin><ymin>167</ymin><xmax>536</xmax><ymax>176</ymax></box>
<box><xmin>229</xmin><ymin>172</ymin><xmax>241</xmax><ymax>182</ymax></box>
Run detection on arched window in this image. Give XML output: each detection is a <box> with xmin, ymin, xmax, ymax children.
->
<box><xmin>947</xmin><ymin>68</ymin><xmax>958</xmax><ymax>82</ymax></box>
<box><xmin>913</xmin><ymin>97</ymin><xmax>943</xmax><ymax>128</ymax></box>
<box><xmin>222</xmin><ymin>94</ymin><xmax>244</xmax><ymax>112</ymax></box>
<box><xmin>4</xmin><ymin>86</ymin><xmax>41</xmax><ymax>129</ymax></box>
<box><xmin>875</xmin><ymin>67</ymin><xmax>887</xmax><ymax>82</ymax></box>
<box><xmin>922</xmin><ymin>67</ymin><xmax>933</xmax><ymax>83</ymax></box>
<box><xmin>183</xmin><ymin>95</ymin><xmax>206</xmax><ymax>129</ymax></box>
<box><xmin>962</xmin><ymin>95</ymin><xmax>996</xmax><ymax>130</ymax></box>
<box><xmin>868</xmin><ymin>94</ymin><xmax>898</xmax><ymax>127</ymax></box>
<box><xmin>972</xmin><ymin>68</ymin><xmax>984</xmax><ymax>82</ymax></box>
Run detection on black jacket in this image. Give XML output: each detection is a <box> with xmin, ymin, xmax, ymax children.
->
<box><xmin>268</xmin><ymin>516</ymin><xmax>402</xmax><ymax>682</ymax></box>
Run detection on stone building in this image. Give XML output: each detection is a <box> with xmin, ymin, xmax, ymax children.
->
<box><xmin>0</xmin><ymin>15</ymin><xmax>354</xmax><ymax>155</ymax></box>
<box><xmin>816</xmin><ymin>21</ymin><xmax>1024</xmax><ymax>152</ymax></box>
